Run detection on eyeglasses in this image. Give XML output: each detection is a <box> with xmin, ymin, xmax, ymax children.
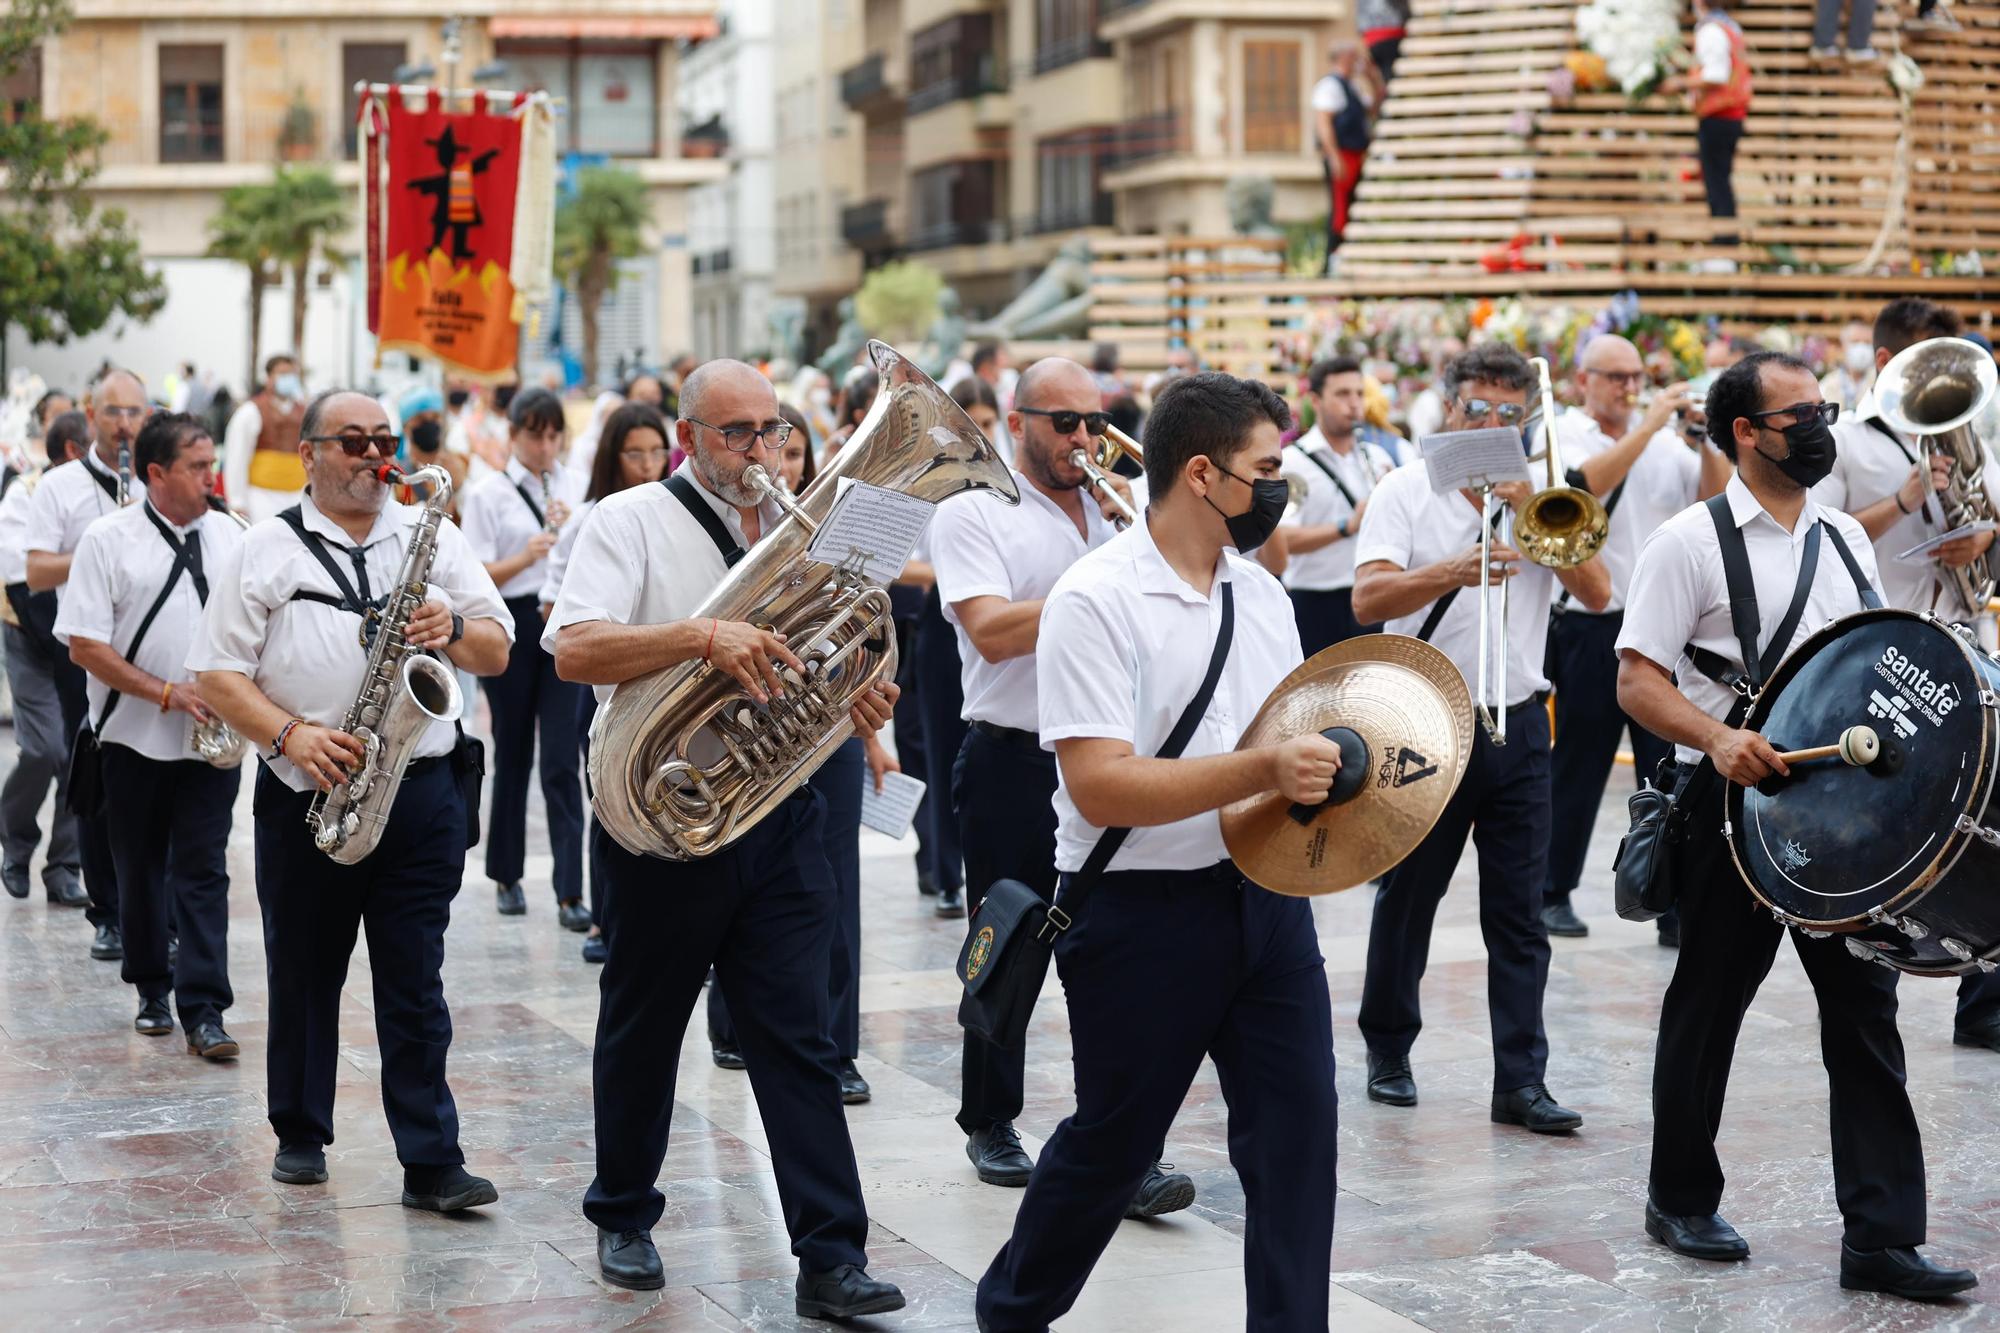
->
<box><xmin>1749</xmin><ymin>401</ymin><xmax>1841</xmax><ymax>427</ymax></box>
<box><xmin>1018</xmin><ymin>407</ymin><xmax>1112</xmax><ymax>437</ymax></box>
<box><xmin>1586</xmin><ymin>370</ymin><xmax>1646</xmax><ymax>387</ymax></box>
<box><xmin>685</xmin><ymin>417</ymin><xmax>792</xmax><ymax>453</ymax></box>
<box><xmin>98</xmin><ymin>405</ymin><xmax>147</xmax><ymax>422</ymax></box>
<box><xmin>304</xmin><ymin>432</ymin><xmax>398</xmax><ymax>457</ymax></box>
<box><xmin>619</xmin><ymin>446</ymin><xmax>670</xmax><ymax>462</ymax></box>
<box><xmin>1456</xmin><ymin>398</ymin><xmax>1527</xmax><ymax>426</ymax></box>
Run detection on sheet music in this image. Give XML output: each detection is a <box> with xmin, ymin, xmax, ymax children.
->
<box><xmin>859</xmin><ymin>770</ymin><xmax>926</xmax><ymax>839</ymax></box>
<box><xmin>805</xmin><ymin>479</ymin><xmax>935</xmax><ymax>584</ymax></box>
<box><xmin>1895</xmin><ymin>520</ymin><xmax>1998</xmax><ymax>562</ymax></box>
<box><xmin>1418</xmin><ymin>428</ymin><xmax>1533</xmax><ymax>495</ymax></box>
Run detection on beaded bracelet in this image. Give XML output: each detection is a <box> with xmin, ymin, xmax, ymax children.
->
<box><xmin>273</xmin><ymin>717</ymin><xmax>305</xmax><ymax>761</ymax></box>
<box><xmin>159</xmin><ymin>682</ymin><xmax>174</xmax><ymax>713</ymax></box>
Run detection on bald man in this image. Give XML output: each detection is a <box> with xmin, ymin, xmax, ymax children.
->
<box><xmin>547</xmin><ymin>359</ymin><xmax>907</xmax><ymax>1316</ymax></box>
<box><xmin>1541</xmin><ymin>336</ymin><xmax>1730</xmax><ymax>940</ymax></box>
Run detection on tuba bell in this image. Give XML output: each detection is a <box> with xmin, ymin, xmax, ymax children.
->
<box><xmin>1876</xmin><ymin>336</ymin><xmax>2000</xmax><ymax>613</ymax></box>
<box><xmin>589</xmin><ymin>341</ymin><xmax>1020</xmax><ymax>861</ymax></box>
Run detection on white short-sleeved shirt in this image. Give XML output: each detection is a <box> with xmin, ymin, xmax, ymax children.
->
<box><xmin>1040</xmin><ymin>518</ymin><xmax>1303</xmax><ymax>873</ymax></box>
<box><xmin>1812</xmin><ymin>395</ymin><xmax>1998</xmax><ymax>623</ymax></box>
<box><xmin>1353</xmin><ymin>460</ymin><xmax>1561</xmax><ymax>705</ymax></box>
<box><xmin>459</xmin><ymin>457</ymin><xmax>586</xmax><ymax>600</ymax></box>
<box><xmin>1310</xmin><ymin>74</ymin><xmax>1349</xmax><ymax>115</ymax></box>
<box><xmin>1695</xmin><ymin>17</ymin><xmax>1734</xmax><ymax>84</ymax></box>
<box><xmin>23</xmin><ymin>449</ymin><xmax>124</xmax><ymax>596</ymax></box>
<box><xmin>542</xmin><ymin>462</ymin><xmax>785</xmax><ymax>704</ymax></box>
<box><xmin>56</xmin><ymin>499</ymin><xmax>244</xmax><ymax>763</ymax></box>
<box><xmin>1618</xmin><ymin>474</ymin><xmax>1880</xmax><ymax>764</ymax></box>
<box><xmin>1555</xmin><ymin>406</ymin><xmax>1701</xmax><ymax>613</ymax></box>
<box><xmin>932</xmin><ymin>470</ymin><xmax>1117</xmax><ymax>733</ymax></box>
<box><xmin>1278</xmin><ymin>428</ymin><xmax>1396</xmax><ymax>592</ymax></box>
<box><xmin>0</xmin><ymin>471</ymin><xmax>41</xmax><ymax>585</ymax></box>
<box><xmin>189</xmin><ymin>492</ymin><xmax>512</xmax><ymax>792</ymax></box>
<box><xmin>539</xmin><ymin>496</ymin><xmax>596</xmax><ymax>607</ymax></box>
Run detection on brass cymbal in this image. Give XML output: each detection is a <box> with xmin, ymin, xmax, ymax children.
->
<box><xmin>1221</xmin><ymin>635</ymin><xmax>1474</xmax><ymax>896</ymax></box>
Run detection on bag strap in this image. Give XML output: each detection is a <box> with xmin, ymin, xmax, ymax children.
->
<box><xmin>1864</xmin><ymin>415</ymin><xmax>1940</xmax><ymax>527</ymax></box>
<box><xmin>83</xmin><ymin>453</ymin><xmax>119</xmax><ymax>504</ymax></box>
<box><xmin>1051</xmin><ymin>580</ymin><xmax>1236</xmax><ymax>929</ymax></box>
<box><xmin>140</xmin><ymin>502</ymin><xmax>209</xmax><ymax>605</ymax></box>
<box><xmin>1824</xmin><ymin>525</ymin><xmax>1884</xmax><ymax>610</ymax></box>
<box><xmin>664</xmin><ymin>474</ymin><xmax>748</xmax><ymax>568</ymax></box>
<box><xmin>91</xmin><ymin>537</ymin><xmax>191</xmax><ymax>731</ymax></box>
<box><xmin>1417</xmin><ymin>503</ymin><xmax>1505</xmax><ymax>643</ymax></box>
<box><xmin>1300</xmin><ymin>446</ymin><xmax>1364</xmax><ymax>511</ymax></box>
<box><xmin>511</xmin><ymin>478</ymin><xmax>547</xmax><ymax>530</ymax></box>
<box><xmin>277</xmin><ymin>505</ymin><xmax>377</xmax><ymax>616</ymax></box>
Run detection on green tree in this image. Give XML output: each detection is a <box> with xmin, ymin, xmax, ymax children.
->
<box><xmin>206</xmin><ymin>166</ymin><xmax>349</xmax><ymax>389</ymax></box>
<box><xmin>205</xmin><ymin>180</ymin><xmax>281</xmax><ymax>391</ymax></box>
<box><xmin>553</xmin><ymin>166</ymin><xmax>651</xmax><ymax>387</ymax></box>
<box><xmin>854</xmin><ymin>260</ymin><xmax>943</xmax><ymax>345</ymax></box>
<box><xmin>0</xmin><ymin>0</ymin><xmax>165</xmax><ymax>354</ymax></box>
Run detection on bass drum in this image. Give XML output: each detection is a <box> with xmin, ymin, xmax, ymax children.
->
<box><xmin>1726</xmin><ymin>608</ymin><xmax>2000</xmax><ymax>976</ymax></box>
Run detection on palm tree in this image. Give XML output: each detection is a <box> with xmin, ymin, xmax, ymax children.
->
<box><xmin>205</xmin><ymin>182</ymin><xmax>281</xmax><ymax>390</ymax></box>
<box><xmin>204</xmin><ymin>166</ymin><xmax>349</xmax><ymax>390</ymax></box>
<box><xmin>554</xmin><ymin>166</ymin><xmax>651</xmax><ymax>387</ymax></box>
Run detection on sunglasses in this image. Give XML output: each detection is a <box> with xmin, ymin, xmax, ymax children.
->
<box><xmin>304</xmin><ymin>432</ymin><xmax>399</xmax><ymax>457</ymax></box>
<box><xmin>1456</xmin><ymin>398</ymin><xmax>1527</xmax><ymax>426</ymax></box>
<box><xmin>1018</xmin><ymin>406</ymin><xmax>1111</xmax><ymax>437</ymax></box>
<box><xmin>1749</xmin><ymin>401</ymin><xmax>1841</xmax><ymax>427</ymax></box>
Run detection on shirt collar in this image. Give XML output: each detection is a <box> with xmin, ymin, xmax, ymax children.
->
<box><xmin>300</xmin><ymin>489</ymin><xmax>404</xmax><ymax>549</ymax></box>
<box><xmin>505</xmin><ymin>456</ymin><xmax>551</xmax><ymax>488</ymax></box>
<box><xmin>1724</xmin><ymin>471</ymin><xmax>1822</xmax><ymax>540</ymax></box>
<box><xmin>141</xmin><ymin>496</ymin><xmax>201</xmax><ymax>539</ymax></box>
<box><xmin>82</xmin><ymin>447</ymin><xmax>116</xmax><ymax>479</ymax></box>
<box><xmin>1013</xmin><ymin>468</ymin><xmax>1111</xmax><ymax>542</ymax></box>
<box><xmin>1131</xmin><ymin>510</ymin><xmax>1233</xmax><ymax>604</ymax></box>
<box><xmin>675</xmin><ymin>458</ymin><xmax>780</xmax><ymax>541</ymax></box>
<box><xmin>1854</xmin><ymin>389</ymin><xmax>1886</xmax><ymax>425</ymax></box>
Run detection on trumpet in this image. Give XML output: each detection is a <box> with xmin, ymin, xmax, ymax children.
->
<box><xmin>1072</xmin><ymin>425</ymin><xmax>1143</xmax><ymax>527</ymax></box>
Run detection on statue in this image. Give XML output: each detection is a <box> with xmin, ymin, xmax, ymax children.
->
<box><xmin>970</xmin><ymin>236</ymin><xmax>1093</xmax><ymax>341</ymax></box>
<box><xmin>767</xmin><ymin>299</ymin><xmax>807</xmax><ymax>370</ymax></box>
<box><xmin>1225</xmin><ymin>175</ymin><xmax>1284</xmax><ymax>238</ymax></box>
<box><xmin>815</xmin><ymin>297</ymin><xmax>869</xmax><ymax>375</ymax></box>
<box><xmin>921</xmin><ymin>287</ymin><xmax>969</xmax><ymax>380</ymax></box>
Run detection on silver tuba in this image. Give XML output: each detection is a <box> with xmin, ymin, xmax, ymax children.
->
<box><xmin>590</xmin><ymin>340</ymin><xmax>1019</xmax><ymax>861</ymax></box>
<box><xmin>307</xmin><ymin>463</ymin><xmax>464</xmax><ymax>863</ymax></box>
<box><xmin>1877</xmin><ymin>336</ymin><xmax>2000</xmax><ymax>614</ymax></box>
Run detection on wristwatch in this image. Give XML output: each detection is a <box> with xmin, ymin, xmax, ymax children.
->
<box><xmin>447</xmin><ymin>612</ymin><xmax>465</xmax><ymax>645</ymax></box>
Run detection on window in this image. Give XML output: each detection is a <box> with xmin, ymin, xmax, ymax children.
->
<box><xmin>909</xmin><ymin>15</ymin><xmax>1002</xmax><ymax>114</ymax></box>
<box><xmin>497</xmin><ymin>40</ymin><xmax>658</xmax><ymax>157</ymax></box>
<box><xmin>160</xmin><ymin>44</ymin><xmax>224</xmax><ymax>163</ymax></box>
<box><xmin>2</xmin><ymin>45</ymin><xmax>39</xmax><ymax>123</ymax></box>
<box><xmin>910</xmin><ymin>159</ymin><xmax>1000</xmax><ymax>250</ymax></box>
<box><xmin>343</xmin><ymin>43</ymin><xmax>404</xmax><ymax>157</ymax></box>
<box><xmin>1036</xmin><ymin>0</ymin><xmax>1106</xmax><ymax>74</ymax></box>
<box><xmin>1036</xmin><ymin>130</ymin><xmax>1111</xmax><ymax>231</ymax></box>
<box><xmin>1241</xmin><ymin>40</ymin><xmax>1301</xmax><ymax>154</ymax></box>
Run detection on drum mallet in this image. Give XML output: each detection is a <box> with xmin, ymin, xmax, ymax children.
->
<box><xmin>1774</xmin><ymin>725</ymin><xmax>1880</xmax><ymax>768</ymax></box>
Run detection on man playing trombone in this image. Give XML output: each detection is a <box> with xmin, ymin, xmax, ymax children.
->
<box><xmin>1351</xmin><ymin>343</ymin><xmax>1609</xmax><ymax>1131</ymax></box>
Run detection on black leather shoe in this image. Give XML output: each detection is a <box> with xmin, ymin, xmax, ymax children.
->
<box><xmin>44</xmin><ymin>867</ymin><xmax>87</xmax><ymax>907</ymax></box>
<box><xmin>935</xmin><ymin>885</ymin><xmax>965</xmax><ymax>919</ymax></box>
<box><xmin>91</xmin><ymin>922</ymin><xmax>122</xmax><ymax>960</ymax></box>
<box><xmin>916</xmin><ymin>867</ymin><xmax>938</xmax><ymax>897</ymax></box>
<box><xmin>1541</xmin><ymin>901</ymin><xmax>1589</xmax><ymax>937</ymax></box>
<box><xmin>1366</xmin><ymin>1051</ymin><xmax>1417</xmax><ymax>1106</ymax></box>
<box><xmin>271</xmin><ymin>1143</ymin><xmax>328</xmax><ymax>1185</ymax></box>
<box><xmin>1492</xmin><ymin>1083</ymin><xmax>1583</xmax><ymax>1133</ymax></box>
<box><xmin>838</xmin><ymin>1059</ymin><xmax>871</xmax><ymax>1105</ymax></box>
<box><xmin>495</xmin><ymin>881</ymin><xmax>526</xmax><ymax>915</ymax></box>
<box><xmin>2</xmin><ymin>862</ymin><xmax>25</xmax><ymax>899</ymax></box>
<box><xmin>1952</xmin><ymin>1018</ymin><xmax>2000</xmax><ymax>1052</ymax></box>
<box><xmin>1840</xmin><ymin>1243</ymin><xmax>1977</xmax><ymax>1300</ymax></box>
<box><xmin>1125</xmin><ymin>1161</ymin><xmax>1196</xmax><ymax>1218</ymax></box>
<box><xmin>402</xmin><ymin>1164</ymin><xmax>498</xmax><ymax>1212</ymax></box>
<box><xmin>582</xmin><ymin>934</ymin><xmax>608</xmax><ymax>964</ymax></box>
<box><xmin>1644</xmin><ymin>1200</ymin><xmax>1750</xmax><ymax>1261</ymax></box>
<box><xmin>186</xmin><ymin>1021</ymin><xmax>239</xmax><ymax>1060</ymax></box>
<box><xmin>134</xmin><ymin>997</ymin><xmax>173</xmax><ymax>1036</ymax></box>
<box><xmin>557</xmin><ymin>898</ymin><xmax>592</xmax><ymax>932</ymax></box>
<box><xmin>795</xmin><ymin>1263</ymin><xmax>905</xmax><ymax>1319</ymax></box>
<box><xmin>711</xmin><ymin>1042</ymin><xmax>747</xmax><ymax>1070</ymax></box>
<box><xmin>597</xmin><ymin>1227</ymin><xmax>664</xmax><ymax>1291</ymax></box>
<box><xmin>967</xmin><ymin>1122</ymin><xmax>1035</xmax><ymax>1186</ymax></box>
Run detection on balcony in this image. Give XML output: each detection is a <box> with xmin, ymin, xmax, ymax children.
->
<box><xmin>907</xmin><ymin>218</ymin><xmax>1011</xmax><ymax>252</ymax></box>
<box><xmin>841</xmin><ymin>199</ymin><xmax>896</xmax><ymax>250</ymax></box>
<box><xmin>908</xmin><ymin>66</ymin><xmax>1007</xmax><ymax>117</ymax></box>
<box><xmin>1111</xmin><ymin>109</ymin><xmax>1190</xmax><ymax>167</ymax></box>
<box><xmin>1033</xmin><ymin>32</ymin><xmax>1112</xmax><ymax>76</ymax></box>
<box><xmin>1029</xmin><ymin>195</ymin><xmax>1116</xmax><ymax>235</ymax></box>
<box><xmin>840</xmin><ymin>51</ymin><xmax>906</xmax><ymax>118</ymax></box>
<box><xmin>691</xmin><ymin>247</ymin><xmax>733</xmax><ymax>276</ymax></box>
<box><xmin>1099</xmin><ymin>0</ymin><xmax>1152</xmax><ymax>15</ymax></box>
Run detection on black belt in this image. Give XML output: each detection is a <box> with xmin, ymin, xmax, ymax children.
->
<box><xmin>1508</xmin><ymin>691</ymin><xmax>1552</xmax><ymax>713</ymax></box>
<box><xmin>972</xmin><ymin>719</ymin><xmax>1042</xmax><ymax>751</ymax></box>
<box><xmin>404</xmin><ymin>753</ymin><xmax>450</xmax><ymax>779</ymax></box>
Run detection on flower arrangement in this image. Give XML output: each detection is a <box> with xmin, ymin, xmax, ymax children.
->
<box><xmin>1574</xmin><ymin>0</ymin><xmax>1684</xmax><ymax>101</ymax></box>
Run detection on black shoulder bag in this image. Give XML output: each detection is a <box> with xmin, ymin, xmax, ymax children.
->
<box><xmin>1612</xmin><ymin>497</ymin><xmax>1878</xmax><ymax>920</ymax></box>
<box><xmin>957</xmin><ymin>582</ymin><xmax>1236</xmax><ymax>1051</ymax></box>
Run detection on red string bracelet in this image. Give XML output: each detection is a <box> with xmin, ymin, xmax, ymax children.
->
<box><xmin>704</xmin><ymin>617</ymin><xmax>718</xmax><ymax>661</ymax></box>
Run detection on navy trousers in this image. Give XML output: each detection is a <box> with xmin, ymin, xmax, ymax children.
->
<box><xmin>482</xmin><ymin>595</ymin><xmax>585</xmax><ymax>903</ymax></box>
<box><xmin>102</xmin><ymin>745</ymin><xmax>236</xmax><ymax>1026</ymax></box>
<box><xmin>710</xmin><ymin>738</ymin><xmax>866</xmax><ymax>1061</ymax></box>
<box><xmin>2</xmin><ymin>619</ymin><xmax>79</xmax><ymax>880</ymax></box>
<box><xmin>576</xmin><ymin>688</ymin><xmax>609</xmax><ymax>927</ymax></box>
<box><xmin>1958</xmin><ymin>970</ymin><xmax>2000</xmax><ymax>1031</ymax></box>
<box><xmin>1288</xmin><ymin>587</ymin><xmax>1375</xmax><ymax>658</ymax></box>
<box><xmin>1359</xmin><ymin>698</ymin><xmax>1554</xmax><ymax>1091</ymax></box>
<box><xmin>51</xmin><ymin>654</ymin><xmax>118</xmax><ymax>929</ymax></box>
<box><xmin>977</xmin><ymin>863</ymin><xmax>1339</xmax><ymax>1332</ymax></box>
<box><xmin>252</xmin><ymin>759</ymin><xmax>468</xmax><ymax>1166</ymax></box>
<box><xmin>585</xmin><ymin>792</ymin><xmax>871</xmax><ymax>1272</ymax></box>
<box><xmin>1650</xmin><ymin>774</ymin><xmax>1925</xmax><ymax>1247</ymax></box>
<box><xmin>890</xmin><ymin>609</ymin><xmax>935</xmax><ymax>880</ymax></box>
<box><xmin>952</xmin><ymin>724</ymin><xmax>1060</xmax><ymax>1134</ymax></box>
<box><xmin>913</xmin><ymin>588</ymin><xmax>965</xmax><ymax>894</ymax></box>
<box><xmin>1544</xmin><ymin>609</ymin><xmax>1673</xmax><ymax>905</ymax></box>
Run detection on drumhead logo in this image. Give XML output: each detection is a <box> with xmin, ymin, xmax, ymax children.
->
<box><xmin>965</xmin><ymin>925</ymin><xmax>995</xmax><ymax>981</ymax></box>
<box><xmin>1873</xmin><ymin>646</ymin><xmax>1961</xmax><ymax>730</ymax></box>
<box><xmin>1776</xmin><ymin>838</ymin><xmax>1813</xmax><ymax>874</ymax></box>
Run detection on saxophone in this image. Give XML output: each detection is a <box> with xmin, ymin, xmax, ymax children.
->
<box><xmin>306</xmin><ymin>463</ymin><xmax>464</xmax><ymax>864</ymax></box>
<box><xmin>589</xmin><ymin>340</ymin><xmax>1019</xmax><ymax>861</ymax></box>
<box><xmin>1877</xmin><ymin>336</ymin><xmax>2000</xmax><ymax>614</ymax></box>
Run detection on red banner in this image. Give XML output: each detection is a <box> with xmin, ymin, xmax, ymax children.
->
<box><xmin>374</xmin><ymin>92</ymin><xmax>523</xmax><ymax>381</ymax></box>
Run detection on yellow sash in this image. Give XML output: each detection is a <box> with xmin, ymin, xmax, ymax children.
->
<box><xmin>248</xmin><ymin>450</ymin><xmax>307</xmax><ymax>492</ymax></box>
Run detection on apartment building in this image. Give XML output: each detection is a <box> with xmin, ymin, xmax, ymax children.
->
<box><xmin>681</xmin><ymin>0</ymin><xmax>777</xmax><ymax>362</ymax></box>
<box><xmin>8</xmin><ymin>2</ymin><xmax>724</xmax><ymax>390</ymax></box>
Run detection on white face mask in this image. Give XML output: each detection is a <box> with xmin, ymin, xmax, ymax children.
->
<box><xmin>1843</xmin><ymin>342</ymin><xmax>1875</xmax><ymax>375</ymax></box>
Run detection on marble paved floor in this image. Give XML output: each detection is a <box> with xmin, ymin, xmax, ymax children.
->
<box><xmin>1</xmin><ymin>723</ymin><xmax>1997</xmax><ymax>1331</ymax></box>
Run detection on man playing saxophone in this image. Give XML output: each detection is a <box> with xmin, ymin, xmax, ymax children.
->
<box><xmin>546</xmin><ymin>359</ymin><xmax>906</xmax><ymax>1319</ymax></box>
<box><xmin>190</xmin><ymin>389</ymin><xmax>512</xmax><ymax>1209</ymax></box>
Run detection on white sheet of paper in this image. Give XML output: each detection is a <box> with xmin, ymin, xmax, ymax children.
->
<box><xmin>1895</xmin><ymin>520</ymin><xmax>1999</xmax><ymax>562</ymax></box>
<box><xmin>859</xmin><ymin>769</ymin><xmax>926</xmax><ymax>839</ymax></box>
<box><xmin>805</xmin><ymin>479</ymin><xmax>936</xmax><ymax>584</ymax></box>
<box><xmin>1419</xmin><ymin>428</ymin><xmax>1533</xmax><ymax>495</ymax></box>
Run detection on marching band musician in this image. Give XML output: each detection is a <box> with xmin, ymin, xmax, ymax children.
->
<box><xmin>978</xmin><ymin>373</ymin><xmax>1341</xmax><ymax>1333</ymax></box>
<box><xmin>191</xmin><ymin>389</ymin><xmax>513</xmax><ymax>1210</ymax></box>
<box><xmin>25</xmin><ymin>366</ymin><xmax>151</xmax><ymax>963</ymax></box>
<box><xmin>1350</xmin><ymin>343</ymin><xmax>1608</xmax><ymax>1132</ymax></box>
<box><xmin>1616</xmin><ymin>351</ymin><xmax>1977</xmax><ymax>1300</ymax></box>
<box><xmin>930</xmin><ymin>357</ymin><xmax>1196</xmax><ymax>1213</ymax></box>
<box><xmin>460</xmin><ymin>386</ymin><xmax>590</xmax><ymax>927</ymax></box>
<box><xmin>1808</xmin><ymin>298</ymin><xmax>2000</xmax><ymax>1054</ymax></box>
<box><xmin>546</xmin><ymin>360</ymin><xmax>906</xmax><ymax>1318</ymax></box>
<box><xmin>1541</xmin><ymin>334</ymin><xmax>1730</xmax><ymax>941</ymax></box>
<box><xmin>55</xmin><ymin>414</ymin><xmax>243</xmax><ymax>1055</ymax></box>
<box><xmin>1278</xmin><ymin>355</ymin><xmax>1396</xmax><ymax>654</ymax></box>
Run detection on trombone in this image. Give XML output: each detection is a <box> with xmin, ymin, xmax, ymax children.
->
<box><xmin>1073</xmin><ymin>425</ymin><xmax>1143</xmax><ymax>527</ymax></box>
<box><xmin>1473</xmin><ymin>357</ymin><xmax>1610</xmax><ymax>745</ymax></box>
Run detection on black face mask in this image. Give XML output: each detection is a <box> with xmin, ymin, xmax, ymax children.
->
<box><xmin>1755</xmin><ymin>414</ymin><xmax>1836</xmax><ymax>489</ymax></box>
<box><xmin>1203</xmin><ymin>461</ymin><xmax>1289</xmax><ymax>553</ymax></box>
<box><xmin>410</xmin><ymin>420</ymin><xmax>443</xmax><ymax>454</ymax></box>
